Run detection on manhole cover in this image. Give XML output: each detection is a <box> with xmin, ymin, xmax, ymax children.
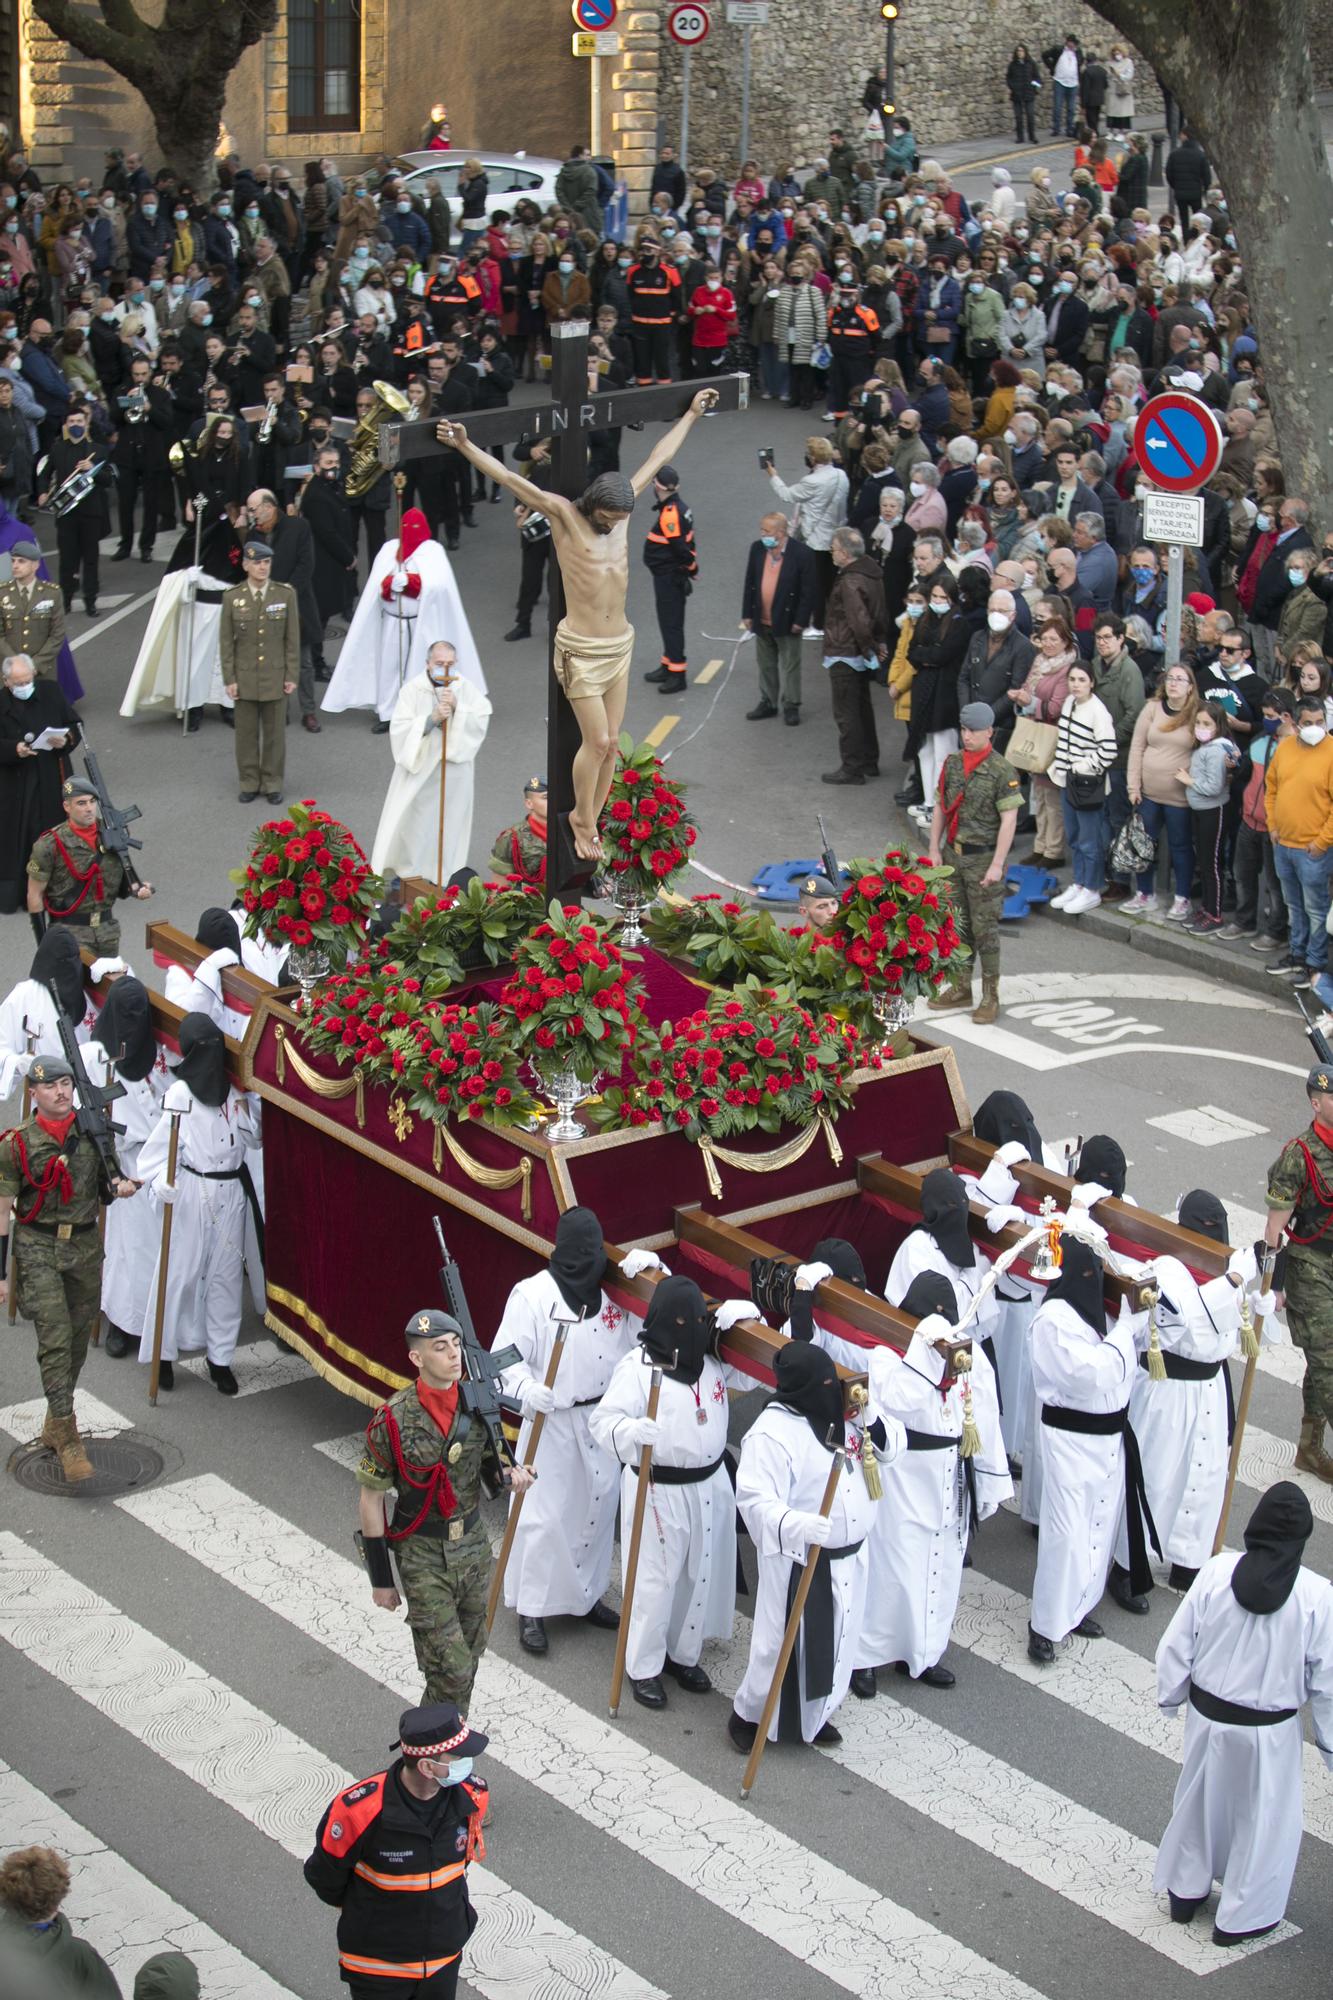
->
<box><xmin>9</xmin><ymin>1435</ymin><xmax>166</xmax><ymax>1499</ymax></box>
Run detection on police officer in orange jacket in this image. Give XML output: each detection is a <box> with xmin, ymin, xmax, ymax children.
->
<box><xmin>305</xmin><ymin>1701</ymin><xmax>490</xmax><ymax>1999</ymax></box>
<box><xmin>641</xmin><ymin>463</ymin><xmax>697</xmax><ymax>694</ymax></box>
<box><xmin>824</xmin><ymin>279</ymin><xmax>881</xmax><ymax>421</ymax></box>
<box><xmin>625</xmin><ymin>236</ymin><xmax>681</xmax><ymax>384</ymax></box>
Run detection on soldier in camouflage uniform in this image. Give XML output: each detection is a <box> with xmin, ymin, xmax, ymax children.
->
<box><xmin>356</xmin><ymin>1309</ymin><xmax>536</xmax><ymax>1709</ymax></box>
<box><xmin>0</xmin><ymin>1054</ymin><xmax>135</xmax><ymax>1482</ymax></box>
<box><xmin>926</xmin><ymin>700</ymin><xmax>1022</xmax><ymax>1026</ymax></box>
<box><xmin>1263</xmin><ymin>1064</ymin><xmax>1333</xmax><ymax>1484</ymax></box>
<box><xmin>26</xmin><ymin>775</ymin><xmax>154</xmax><ymax>955</ymax></box>
<box><xmin>488</xmin><ymin>775</ymin><xmax>547</xmax><ymax>885</ymax></box>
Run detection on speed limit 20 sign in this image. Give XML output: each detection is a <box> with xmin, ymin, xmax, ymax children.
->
<box><xmin>668</xmin><ymin>3</ymin><xmax>711</xmax><ymax>43</ymax></box>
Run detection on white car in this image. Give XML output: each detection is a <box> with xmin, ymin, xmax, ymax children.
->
<box><xmin>395</xmin><ymin>151</ymin><xmax>566</xmax><ymax>227</ymax></box>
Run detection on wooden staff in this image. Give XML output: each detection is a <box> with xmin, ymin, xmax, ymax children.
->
<box><xmin>1212</xmin><ymin>1250</ymin><xmax>1274</xmax><ymax>1555</ymax></box>
<box><xmin>740</xmin><ymin>1443</ymin><xmax>846</xmax><ymax>1801</ymax></box>
<box><xmin>609</xmin><ymin>1365</ymin><xmax>663</xmax><ymax>1718</ymax></box>
<box><xmin>435</xmin><ymin>665</ymin><xmax>456</xmax><ymax>887</ymax></box>
<box><xmin>147</xmin><ymin>1107</ymin><xmax>184</xmax><ymax>1406</ymax></box>
<box><xmin>485</xmin><ymin>1324</ymin><xmax>568</xmax><ymax>1633</ymax></box>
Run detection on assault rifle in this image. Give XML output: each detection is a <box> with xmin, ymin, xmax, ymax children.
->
<box><xmin>1295</xmin><ymin>987</ymin><xmax>1333</xmax><ymax>1067</ymax></box>
<box><xmin>83</xmin><ymin>746</ymin><xmax>146</xmax><ymax>890</ymax></box>
<box><xmin>45</xmin><ymin>984</ymin><xmax>125</xmax><ymax>1198</ymax></box>
<box><xmin>432</xmin><ymin>1215</ymin><xmax>519</xmax><ymax>1491</ymax></box>
<box><xmin>816</xmin><ymin>813</ymin><xmax>842</xmax><ymax>892</ymax></box>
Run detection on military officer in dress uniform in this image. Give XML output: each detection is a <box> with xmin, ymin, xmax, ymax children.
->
<box><xmin>0</xmin><ymin>1054</ymin><xmax>136</xmax><ymax>1484</ymax></box>
<box><xmin>219</xmin><ymin>537</ymin><xmax>300</xmax><ymax>805</ymax></box>
<box><xmin>488</xmin><ymin>774</ymin><xmax>548</xmax><ymax>885</ymax></box>
<box><xmin>926</xmin><ymin>699</ymin><xmax>1022</xmax><ymax>1026</ymax></box>
<box><xmin>26</xmin><ymin>775</ymin><xmax>154</xmax><ymax>955</ymax></box>
<box><xmin>356</xmin><ymin>1309</ymin><xmax>535</xmax><ymax>1711</ymax></box>
<box><xmin>0</xmin><ymin>540</ymin><xmax>67</xmax><ymax>681</ymax></box>
<box><xmin>1264</xmin><ymin>1065</ymin><xmax>1333</xmax><ymax>1485</ymax></box>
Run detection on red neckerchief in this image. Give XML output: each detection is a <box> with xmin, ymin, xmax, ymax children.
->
<box><xmin>47</xmin><ymin>828</ymin><xmax>105</xmax><ymax>916</ymax></box>
<box><xmin>66</xmin><ymin>821</ymin><xmax>99</xmax><ymax>848</ymax></box>
<box><xmin>526</xmin><ymin>812</ymin><xmax>547</xmax><ymax>841</ymax></box>
<box><xmin>4</xmin><ymin>1128</ymin><xmax>72</xmax><ymax>1221</ymax></box>
<box><xmin>416</xmin><ymin>1377</ymin><xmax>459</xmax><ymax>1435</ymax></box>
<box><xmin>374</xmin><ymin>1397</ymin><xmax>459</xmax><ymax>1540</ymax></box>
<box><xmin>36</xmin><ymin>1111</ymin><xmax>76</xmax><ymax>1145</ymax></box>
<box><xmin>1314</xmin><ymin>1119</ymin><xmax>1333</xmax><ymax>1151</ymax></box>
<box><xmin>939</xmin><ymin>742</ymin><xmax>991</xmax><ymax>844</ymax></box>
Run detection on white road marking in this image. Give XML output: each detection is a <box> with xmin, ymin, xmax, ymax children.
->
<box><xmin>0</xmin><ymin>1531</ymin><xmax>666</xmax><ymax>2000</ymax></box>
<box><xmin>0</xmin><ymin>1758</ymin><xmax>296</xmax><ymax>1998</ymax></box>
<box><xmin>997</xmin><ymin>973</ymin><xmax>1284</xmax><ymax>1015</ymax></box>
<box><xmin>121</xmin><ymin>1475</ymin><xmax>1053</xmax><ymax>2000</ymax></box>
<box><xmin>0</xmin><ymin>1389</ymin><xmax>131</xmax><ymax>1444</ymax></box>
<box><xmin>312</xmin><ymin>1431</ymin><xmax>363</xmax><ymax>1472</ymax></box>
<box><xmin>178</xmin><ymin>1338</ymin><xmax>311</xmax><ymax>1398</ymax></box>
<box><xmin>68</xmin><ymin>585</ymin><xmax>158</xmax><ymax>648</ymax></box>
<box><xmin>923</xmin><ymin>1014</ymin><xmax>1309</xmax><ymax>1079</ymax></box>
<box><xmin>1146</xmin><ymin>1105</ymin><xmax>1270</xmax><ymax>1147</ymax></box>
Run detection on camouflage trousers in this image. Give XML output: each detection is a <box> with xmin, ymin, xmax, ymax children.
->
<box><xmin>17</xmin><ymin>1228</ymin><xmax>102</xmax><ymax>1419</ymax></box>
<box><xmin>1284</xmin><ymin>1250</ymin><xmax>1333</xmax><ymax>1430</ymax></box>
<box><xmin>945</xmin><ymin>847</ymin><xmax>1004</xmax><ymax>980</ymax></box>
<box><xmin>395</xmin><ymin>1525</ymin><xmax>491</xmax><ymax>1713</ymax></box>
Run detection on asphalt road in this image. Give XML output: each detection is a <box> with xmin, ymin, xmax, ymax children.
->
<box><xmin>0</xmin><ymin>365</ymin><xmax>1328</xmax><ymax>2000</ymax></box>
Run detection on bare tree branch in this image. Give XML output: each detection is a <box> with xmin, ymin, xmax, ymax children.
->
<box><xmin>28</xmin><ymin>0</ymin><xmax>144</xmax><ymax>75</ymax></box>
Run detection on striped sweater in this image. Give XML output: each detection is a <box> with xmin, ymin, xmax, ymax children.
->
<box><xmin>1050</xmin><ymin>692</ymin><xmax>1117</xmax><ymax>789</ymax></box>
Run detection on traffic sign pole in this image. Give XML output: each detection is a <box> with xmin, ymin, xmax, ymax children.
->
<box><xmin>739</xmin><ymin>24</ymin><xmax>752</xmax><ymax>166</ymax></box>
<box><xmin>1164</xmin><ymin>544</ymin><xmax>1184</xmax><ymax>669</ymax></box>
<box><xmin>681</xmin><ymin>47</ymin><xmax>691</xmax><ymax>173</ymax></box>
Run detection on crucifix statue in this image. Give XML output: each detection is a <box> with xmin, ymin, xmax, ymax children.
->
<box><xmin>377</xmin><ymin>321</ymin><xmax>748</xmax><ymax>893</ymax></box>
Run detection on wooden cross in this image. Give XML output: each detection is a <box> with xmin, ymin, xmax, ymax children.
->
<box><xmin>376</xmin><ymin>319</ymin><xmax>749</xmax><ymax>896</ymax></box>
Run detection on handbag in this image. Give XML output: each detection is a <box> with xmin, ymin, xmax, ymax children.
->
<box><xmin>1006</xmin><ymin>715</ymin><xmax>1058</xmax><ymax>773</ymax></box>
<box><xmin>925</xmin><ymin>324</ymin><xmax>952</xmax><ymax>344</ymax></box>
<box><xmin>969</xmin><ymin>335</ymin><xmax>999</xmax><ymax>361</ymax></box>
<box><xmin>811</xmin><ymin>341</ymin><xmax>831</xmax><ymax>371</ymax></box>
<box><xmin>1109</xmin><ymin>808</ymin><xmax>1156</xmax><ymax>877</ymax></box>
<box><xmin>1067</xmin><ymin>767</ymin><xmax>1108</xmax><ymax>809</ymax></box>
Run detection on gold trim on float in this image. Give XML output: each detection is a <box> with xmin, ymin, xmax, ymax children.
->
<box><xmin>430</xmin><ymin>1123</ymin><xmax>534</xmax><ymax>1221</ymax></box>
<box><xmin>266</xmin><ymin>1285</ymin><xmax>410</xmax><ymax>1395</ymax></box>
<box><xmin>273</xmin><ymin>1025</ymin><xmax>366</xmax><ymax>1127</ymax></box>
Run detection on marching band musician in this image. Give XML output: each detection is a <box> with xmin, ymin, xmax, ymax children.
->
<box><xmin>37</xmin><ymin>399</ymin><xmax>112</xmax><ymax>618</ymax></box>
<box><xmin>110</xmin><ymin>355</ymin><xmax>172</xmax><ymax>563</ymax></box>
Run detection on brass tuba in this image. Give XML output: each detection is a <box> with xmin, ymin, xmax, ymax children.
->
<box><xmin>345</xmin><ymin>379</ymin><xmax>410</xmax><ymax>498</ymax></box>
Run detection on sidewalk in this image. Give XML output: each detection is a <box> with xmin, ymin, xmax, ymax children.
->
<box><xmin>1027</xmin><ymin>895</ymin><xmax>1306</xmax><ymax>1008</ymax></box>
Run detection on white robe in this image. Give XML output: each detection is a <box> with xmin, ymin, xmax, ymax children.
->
<box><xmin>590</xmin><ymin>1348</ymin><xmax>738</xmax><ymax>1679</ymax></box>
<box><xmin>370</xmin><ymin>671</ymin><xmax>492</xmax><ymax>883</ymax></box>
<box><xmin>120</xmin><ymin>567</ymin><xmax>230</xmax><ymax>718</ymax></box>
<box><xmin>0</xmin><ymin>979</ymin><xmax>92</xmax><ymax>1099</ymax></box>
<box><xmin>732</xmin><ymin>1402</ymin><xmax>903</xmax><ymax>1743</ymax></box>
<box><xmin>885</xmin><ymin>1227</ymin><xmax>1002</xmax><ymax>1349</ymax></box>
<box><xmin>322</xmin><ymin>536</ymin><xmax>485</xmax><ymax>721</ymax></box>
<box><xmin>1030</xmin><ymin>1298</ymin><xmax>1137</xmax><ymax>1643</ymax></box>
<box><xmin>83</xmin><ymin>1039</ymin><xmax>169</xmax><ymax>1340</ymax></box>
<box><xmin>136</xmin><ymin>1087</ymin><xmax>263</xmax><ymax>1365</ymax></box>
<box><xmin>858</xmin><ymin>1332</ymin><xmax>1011</xmax><ymax>1676</ymax></box>
<box><xmin>495</xmin><ymin>1270</ymin><xmax>641</xmax><ymax>1618</ymax></box>
<box><xmin>165</xmin><ymin>949</ymin><xmax>249</xmax><ymax>1043</ymax></box>
<box><xmin>1113</xmin><ymin>1256</ymin><xmax>1240</xmax><ymax>1574</ymax></box>
<box><xmin>958</xmin><ymin>1153</ymin><xmax>1045</xmax><ymax>1462</ymax></box>
<box><xmin>1154</xmin><ymin>1556</ymin><xmax>1333</xmax><ymax>1933</ymax></box>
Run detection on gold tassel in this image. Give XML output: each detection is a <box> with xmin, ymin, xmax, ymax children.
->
<box><xmin>958</xmin><ymin>1374</ymin><xmax>981</xmax><ymax>1459</ymax></box>
<box><xmin>1142</xmin><ymin>1285</ymin><xmax>1167</xmax><ymax>1381</ymax></box>
<box><xmin>1239</xmin><ymin>1290</ymin><xmax>1260</xmax><ymax>1362</ymax></box>
<box><xmin>847</xmin><ymin>1384</ymin><xmax>883</xmax><ymax>1500</ymax></box>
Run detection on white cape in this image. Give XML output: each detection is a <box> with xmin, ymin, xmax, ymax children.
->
<box><xmin>121</xmin><ymin>567</ymin><xmax>231</xmax><ymax>718</ymax></box>
<box><xmin>322</xmin><ymin>536</ymin><xmax>486</xmax><ymax>721</ymax></box>
<box><xmin>370</xmin><ymin>671</ymin><xmax>491</xmax><ymax>882</ymax></box>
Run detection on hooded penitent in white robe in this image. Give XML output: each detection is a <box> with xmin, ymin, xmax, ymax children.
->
<box><xmin>137</xmin><ymin>1081</ymin><xmax>264</xmax><ymax>1366</ymax></box>
<box><xmin>1154</xmin><ymin>1553</ymin><xmax>1333</xmax><ymax>1935</ymax></box>
<box><xmin>495</xmin><ymin>1271</ymin><xmax>641</xmax><ymax>1618</ymax></box>
<box><xmin>120</xmin><ymin>567</ymin><xmax>230</xmax><ymax>718</ymax></box>
<box><xmin>857</xmin><ymin>1325</ymin><xmax>1011</xmax><ymax>1677</ymax></box>
<box><xmin>369</xmin><ymin>670</ymin><xmax>491</xmax><ymax>882</ymax></box>
<box><xmin>321</xmin><ymin>515</ymin><xmax>485</xmax><ymax>722</ymax></box>
<box><xmin>83</xmin><ymin>1037</ymin><xmax>168</xmax><ymax>1340</ymax></box>
<box><xmin>590</xmin><ymin>1347</ymin><xmax>737</xmax><ymax>1680</ymax></box>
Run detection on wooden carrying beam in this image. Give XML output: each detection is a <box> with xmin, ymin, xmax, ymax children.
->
<box><xmin>144</xmin><ymin>920</ymin><xmax>279</xmax><ymax>1016</ymax></box>
<box><xmin>856</xmin><ymin>1154</ymin><xmax>1146</xmax><ymax>1309</ymax></box>
<box><xmin>673</xmin><ymin>1205</ymin><xmax>912</xmax><ymax>1350</ymax></box>
<box><xmin>946</xmin><ymin>1131</ymin><xmax>1229</xmax><ymax>1275</ymax></box>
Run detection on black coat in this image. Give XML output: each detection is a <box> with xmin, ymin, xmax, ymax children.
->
<box><xmin>1243</xmin><ymin>526</ymin><xmax>1313</xmax><ymax>630</ymax></box>
<box><xmin>956</xmin><ymin>623</ymin><xmax>1034</xmax><ymax>737</ymax></box>
<box><xmin>0</xmin><ymin>679</ymin><xmax>81</xmax><ymax>910</ymax></box>
<box><xmin>873</xmin><ymin>519</ymin><xmax>915</xmax><ymax>624</ymax></box>
<box><xmin>741</xmin><ymin>537</ymin><xmax>816</xmax><ymax>637</ymax></box>
<box><xmin>111</xmin><ymin>383</ymin><xmax>173</xmax><ymax>473</ymax></box>
<box><xmin>1080</xmin><ymin>60</ymin><xmax>1108</xmax><ymax>109</ymax></box>
<box><xmin>300</xmin><ymin>472</ymin><xmax>359</xmax><ymax>623</ymax></box>
<box><xmin>1043</xmin><ymin>292</ymin><xmax>1089</xmax><ymax>366</ymax></box>
<box><xmin>1115</xmin><ymin>151</ymin><xmax>1148</xmax><ymax>213</ymax></box>
<box><xmin>1165</xmin><ymin>140</ymin><xmax>1210</xmax><ymax>204</ymax></box>
<box><xmin>907</xmin><ymin>607</ymin><xmax>970</xmax><ymax>748</ymax></box>
<box><xmin>41</xmin><ymin>437</ymin><xmax>112</xmax><ymax>530</ymax></box>
<box><xmin>1006</xmin><ymin>54</ymin><xmax>1040</xmax><ymax>99</ymax></box>
<box><xmin>265</xmin><ymin>507</ymin><xmax>321</xmax><ymax>641</ymax></box>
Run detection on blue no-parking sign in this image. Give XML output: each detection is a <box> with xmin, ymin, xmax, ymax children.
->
<box><xmin>1133</xmin><ymin>392</ymin><xmax>1223</xmax><ymax>493</ymax></box>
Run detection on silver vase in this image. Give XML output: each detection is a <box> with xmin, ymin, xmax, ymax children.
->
<box><xmin>614</xmin><ymin>880</ymin><xmax>648</xmax><ymax>947</ymax></box>
<box><xmin>871</xmin><ymin>989</ymin><xmax>911</xmax><ymax>1042</ymax></box>
<box><xmin>289</xmin><ymin>943</ymin><xmax>331</xmax><ymax>1015</ymax></box>
<box><xmin>538</xmin><ymin>1065</ymin><xmax>596</xmax><ymax>1142</ymax></box>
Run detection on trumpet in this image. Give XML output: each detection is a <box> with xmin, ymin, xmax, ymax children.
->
<box><xmin>168</xmin><ymin>411</ymin><xmax>225</xmax><ymax>474</ymax></box>
<box><xmin>258</xmin><ymin>397</ymin><xmax>278</xmax><ymax>443</ymax></box>
<box><xmin>345</xmin><ymin>378</ymin><xmax>410</xmax><ymax>499</ymax></box>
<box><xmin>125</xmin><ymin>387</ymin><xmax>147</xmax><ymax>423</ymax></box>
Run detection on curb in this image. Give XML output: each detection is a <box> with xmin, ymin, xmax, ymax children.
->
<box><xmin>1025</xmin><ymin>898</ymin><xmax>1299</xmax><ymax>1006</ymax></box>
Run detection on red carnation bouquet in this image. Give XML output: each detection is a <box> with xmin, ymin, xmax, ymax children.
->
<box><xmin>384</xmin><ymin>999</ymin><xmax>536</xmax><ymax>1127</ymax></box>
<box><xmin>302</xmin><ymin>943</ymin><xmax>447</xmax><ymax>1070</ymax></box>
<box><xmin>825</xmin><ymin>850</ymin><xmax>964</xmax><ymax>1011</ymax></box>
<box><xmin>231</xmin><ymin>798</ymin><xmax>379</xmax><ymax>968</ymax></box>
<box><xmin>501</xmin><ymin>900</ymin><xmax>645</xmax><ymax>1085</ymax></box>
<box><xmin>597</xmin><ymin>733</ymin><xmax>698</xmax><ymax>888</ymax></box>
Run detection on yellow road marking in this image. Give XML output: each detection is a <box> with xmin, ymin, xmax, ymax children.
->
<box><xmin>694</xmin><ymin>657</ymin><xmax>724</xmax><ymax>685</ymax></box>
<box><xmin>644</xmin><ymin>713</ymin><xmax>679</xmax><ymax>748</ymax></box>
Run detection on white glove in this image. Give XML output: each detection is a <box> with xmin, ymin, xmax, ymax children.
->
<box><xmin>163</xmin><ymin>1078</ymin><xmax>193</xmax><ymax>1115</ymax></box>
<box><xmin>519</xmin><ymin>1378</ymin><xmax>557</xmax><ymax>1417</ymax></box>
<box><xmin>158</xmin><ymin>1181</ymin><xmax>177</xmax><ymax>1206</ymax></box>
<box><xmin>1071</xmin><ymin>1180</ymin><xmax>1112</xmax><ymax>1209</ymax></box>
<box><xmin>794</xmin><ymin>1261</ymin><xmax>834</xmax><ymax>1292</ymax></box>
<box><xmin>984</xmin><ymin>1203</ymin><xmax>1028</xmax><ymax>1234</ymax></box>
<box><xmin>389</xmin><ymin>573</ymin><xmax>407</xmax><ymax>594</ymax></box>
<box><xmin>996</xmin><ymin>1140</ymin><xmax>1030</xmax><ymax>1166</ymax></box>
<box><xmin>620</xmin><ymin>1247</ymin><xmax>667</xmax><ymax>1279</ymax></box>
<box><xmin>712</xmin><ymin>1298</ymin><xmax>756</xmax><ymax>1331</ymax></box>
<box><xmin>626</xmin><ymin>1416</ymin><xmax>661</xmax><ymax>1448</ymax></box>
<box><xmin>791</xmin><ymin>1510</ymin><xmax>832</xmax><ymax>1548</ymax></box>
<box><xmin>1227</xmin><ymin>1243</ymin><xmax>1258</xmax><ymax>1288</ymax></box>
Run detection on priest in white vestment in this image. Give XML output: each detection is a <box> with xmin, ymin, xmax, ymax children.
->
<box><xmin>322</xmin><ymin>508</ymin><xmax>485</xmax><ymax>725</ymax></box>
<box><xmin>370</xmin><ymin>640</ymin><xmax>492</xmax><ymax>883</ymax></box>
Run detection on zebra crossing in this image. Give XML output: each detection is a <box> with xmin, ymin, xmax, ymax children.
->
<box><xmin>0</xmin><ymin>1346</ymin><xmax>1327</xmax><ymax>2000</ymax></box>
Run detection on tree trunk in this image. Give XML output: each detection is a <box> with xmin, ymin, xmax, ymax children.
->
<box><xmin>1093</xmin><ymin>0</ymin><xmax>1333</xmax><ymax>518</ymax></box>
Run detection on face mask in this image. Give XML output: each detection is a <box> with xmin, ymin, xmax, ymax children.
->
<box><xmin>1131</xmin><ymin>565</ymin><xmax>1154</xmax><ymax>586</ymax></box>
<box><xmin>867</xmin><ymin>230</ymin><xmax>884</xmax><ymax>243</ymax></box>
<box><xmin>1014</xmin><ymin>228</ymin><xmax>1029</xmax><ymax>242</ymax></box>
<box><xmin>67</xmin><ymin>420</ymin><xmax>85</xmax><ymax>434</ymax></box>
<box><xmin>1002</xmin><ymin>428</ymin><xmax>1017</xmax><ymax>446</ymax></box>
<box><xmin>1262</xmin><ymin>716</ymin><xmax>1280</xmax><ymax>736</ymax></box>
<box><xmin>10</xmin><ymin>679</ymin><xmax>33</xmax><ymax>699</ymax></box>
<box><xmin>909</xmin><ymin>482</ymin><xmax>925</xmax><ymax>498</ymax></box>
<box><xmin>1194</xmin><ymin>725</ymin><xmax>1215</xmax><ymax>743</ymax></box>
<box><xmin>1255</xmin><ymin>512</ymin><xmax>1271</xmax><ymax>532</ymax></box>
<box><xmin>838</xmin><ymin>268</ymin><xmax>853</xmax><ymax>284</ymax></box>
<box><xmin>706</xmin><ymin>276</ymin><xmax>721</xmax><ymax>291</ymax></box>
<box><xmin>441</xmin><ymin>1757</ymin><xmax>474</xmax><ymax>1786</ymax></box>
<box><xmin>149</xmin><ymin>277</ymin><xmax>164</xmax><ymax>291</ymax></box>
<box><xmin>906</xmin><ymin>601</ymin><xmax>926</xmax><ymax>620</ymax></box>
<box><xmin>102</xmin><ymin>196</ymin><xmax>116</xmax><ymax>212</ymax></box>
<box><xmin>780</xmin><ymin>208</ymin><xmax>794</xmax><ymax>219</ymax></box>
<box><xmin>100</xmin><ymin>309</ymin><xmax>116</xmax><ymax>323</ymax></box>
<box><xmin>174</xmin><ymin>208</ymin><xmax>188</xmax><ymax>222</ymax></box>
<box><xmin>200</xmin><ymin>312</ymin><xmax>212</xmax><ymax>326</ymax></box>
<box><xmin>661</xmin><ymin>226</ymin><xmax>677</xmax><ymax>240</ymax></box>
<box><xmin>930</xmin><ymin>598</ymin><xmax>950</xmax><ymax>615</ymax></box>
<box><xmin>901</xmin><ymin>233</ymin><xmax>915</xmax><ymax>248</ymax></box>
<box><xmin>674</xmin><ymin>250</ymin><xmax>690</xmax><ymax>264</ymax></box>
<box><xmin>1029</xmin><ymin>267</ymin><xmax>1042</xmax><ymax>281</ymax></box>
<box><xmin>969</xmin><ymin>281</ymin><xmax>984</xmax><ymax>295</ymax></box>
<box><xmin>987</xmin><ymin>611</ymin><xmax>1010</xmax><ymax>633</ymax></box>
<box><xmin>142</xmin><ymin>204</ymin><xmax>157</xmax><ymax>219</ymax></box>
<box><xmin>1300</xmin><ymin>725</ymin><xmax>1326</xmax><ymax>746</ymax></box>
<box><xmin>245</xmin><ymin>206</ymin><xmax>259</xmax><ymax>221</ymax></box>
<box><xmin>558</xmin><ymin>260</ymin><xmax>575</xmax><ymax>275</ymax></box>
<box><xmin>617</xmin><ymin>255</ymin><xmax>631</xmax><ymax>270</ymax></box>
<box><xmin>1033</xmin><ymin>534</ymin><xmax>1048</xmax><ymax>553</ymax></box>
<box><xmin>760</xmin><ymin>533</ymin><xmax>779</xmax><ymax>549</ymax></box>
<box><xmin>1288</xmin><ymin>569</ymin><xmax>1308</xmax><ymax>589</ymax></box>
<box><xmin>245</xmin><ymin>295</ymin><xmax>261</xmax><ymax>309</ymax></box>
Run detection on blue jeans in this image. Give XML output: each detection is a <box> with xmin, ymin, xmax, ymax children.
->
<box><xmin>1052</xmin><ymin>81</ymin><xmax>1078</xmax><ymax>134</ymax></box>
<box><xmin>1272</xmin><ymin>841</ymin><xmax>1332</xmax><ymax>971</ymax></box>
<box><xmin>1136</xmin><ymin>798</ymin><xmax>1193</xmax><ymax>899</ymax></box>
<box><xmin>758</xmin><ymin>340</ymin><xmax>789</xmax><ymax>400</ymax></box>
<box><xmin>1062</xmin><ymin>793</ymin><xmax>1108</xmax><ymax>890</ymax></box>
